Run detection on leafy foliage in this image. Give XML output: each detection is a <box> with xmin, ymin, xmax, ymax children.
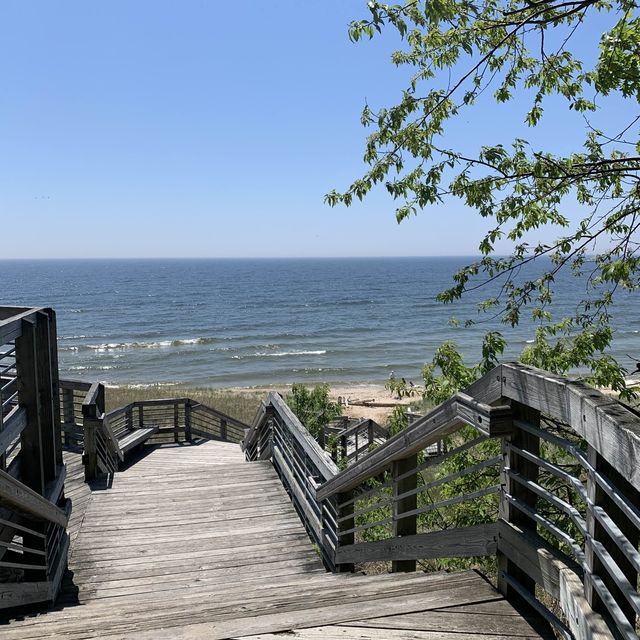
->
<box><xmin>287</xmin><ymin>383</ymin><xmax>343</xmax><ymax>439</ymax></box>
<box><xmin>385</xmin><ymin>377</ymin><xmax>420</xmax><ymax>398</ymax></box>
<box><xmin>386</xmin><ymin>404</ymin><xmax>410</xmax><ymax>435</ymax></box>
<box><xmin>327</xmin><ymin>0</ymin><xmax>640</xmax><ymax>395</ymax></box>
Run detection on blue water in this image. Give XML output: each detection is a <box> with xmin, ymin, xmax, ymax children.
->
<box><xmin>1</xmin><ymin>258</ymin><xmax>638</xmax><ymax>387</ymax></box>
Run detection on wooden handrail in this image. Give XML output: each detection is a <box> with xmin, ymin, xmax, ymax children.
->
<box><xmin>245</xmin><ymin>392</ymin><xmax>341</xmax><ymax>570</ymax></box>
<box><xmin>0</xmin><ymin>307</ymin><xmax>43</xmax><ymax>344</ymax></box>
<box><xmin>104</xmin><ymin>403</ymin><xmax>134</xmax><ymax>421</ymax></box>
<box><xmin>268</xmin><ymin>392</ymin><xmax>340</xmax><ymax>481</ymax></box>
<box><xmin>186</xmin><ymin>400</ymin><xmax>250</xmax><ymax>433</ymax></box>
<box><xmin>0</xmin><ymin>468</ymin><xmax>68</xmax><ymax>528</ymax></box>
<box><xmin>316</xmin><ymin>392</ymin><xmax>511</xmax><ymax>501</ymax></box>
<box><xmin>242</xmin><ymin>400</ymin><xmax>268</xmax><ymax>453</ymax></box>
<box><xmin>499</xmin><ymin>362</ymin><xmax>640</xmax><ymax>491</ymax></box>
<box><xmin>59</xmin><ymin>378</ymin><xmax>92</xmax><ymax>392</ymax></box>
<box><xmin>339</xmin><ymin>418</ymin><xmax>387</xmax><ymax>440</ymax></box>
<box><xmin>245</xmin><ymin>363</ymin><xmax>640</xmax><ymax>639</ymax></box>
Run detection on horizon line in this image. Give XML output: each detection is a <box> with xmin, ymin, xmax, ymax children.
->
<box><xmin>0</xmin><ymin>254</ymin><xmax>508</xmax><ymax>261</ymax></box>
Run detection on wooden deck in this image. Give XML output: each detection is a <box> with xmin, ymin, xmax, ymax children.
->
<box><xmin>1</xmin><ymin>441</ymin><xmax>550</xmax><ymax>640</ymax></box>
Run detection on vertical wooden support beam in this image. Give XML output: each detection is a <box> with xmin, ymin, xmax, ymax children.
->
<box><xmin>585</xmin><ymin>446</ymin><xmax>639</xmax><ymax>627</ymax></box>
<box><xmin>82</xmin><ymin>382</ymin><xmax>105</xmax><ymax>482</ymax></box>
<box><xmin>185</xmin><ymin>401</ymin><xmax>192</xmax><ymax>442</ymax></box>
<box><xmin>340</xmin><ymin>435</ymin><xmax>347</xmax><ymax>463</ymax></box>
<box><xmin>16</xmin><ymin>317</ymin><xmax>48</xmax><ymax>580</ymax></box>
<box><xmin>220</xmin><ymin>418</ymin><xmax>227</xmax><ymax>441</ymax></box>
<box><xmin>138</xmin><ymin>404</ymin><xmax>144</xmax><ymax>430</ymax></box>
<box><xmin>392</xmin><ymin>454</ymin><xmax>418</xmax><ymax>572</ymax></box>
<box><xmin>336</xmin><ymin>490</ymin><xmax>355</xmax><ymax>572</ymax></box>
<box><xmin>34</xmin><ymin>313</ymin><xmax>57</xmax><ymax>483</ymax></box>
<box><xmin>95</xmin><ymin>382</ymin><xmax>105</xmax><ymax>415</ymax></box>
<box><xmin>62</xmin><ymin>387</ymin><xmax>74</xmax><ymax>446</ymax></box>
<box><xmin>367</xmin><ymin>420</ymin><xmax>374</xmax><ymax>451</ymax></box>
<box><xmin>498</xmin><ymin>402</ymin><xmax>540</xmax><ymax>604</ymax></box>
<box><xmin>16</xmin><ymin>319</ymin><xmax>45</xmax><ymax>495</ymax></box>
<box><xmin>173</xmin><ymin>401</ymin><xmax>180</xmax><ymax>443</ymax></box>
<box><xmin>44</xmin><ymin>309</ymin><xmax>63</xmax><ymax>468</ymax></box>
<box><xmin>83</xmin><ymin>415</ymin><xmax>98</xmax><ymax>482</ymax></box>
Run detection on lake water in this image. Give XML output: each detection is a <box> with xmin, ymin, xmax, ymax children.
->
<box><xmin>1</xmin><ymin>258</ymin><xmax>638</xmax><ymax>387</ymax></box>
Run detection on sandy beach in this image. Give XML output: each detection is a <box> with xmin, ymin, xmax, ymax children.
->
<box><xmin>106</xmin><ymin>380</ymin><xmax>421</xmax><ymax>426</ymax></box>
<box><xmin>226</xmin><ymin>382</ymin><xmax>418</xmax><ymax>424</ymax></box>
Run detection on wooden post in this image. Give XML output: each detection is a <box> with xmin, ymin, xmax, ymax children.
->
<box><xmin>336</xmin><ymin>491</ymin><xmax>354</xmax><ymax>572</ymax></box>
<box><xmin>367</xmin><ymin>420</ymin><xmax>374</xmax><ymax>450</ymax></box>
<box><xmin>497</xmin><ymin>402</ymin><xmax>540</xmax><ymax>605</ymax></box>
<box><xmin>392</xmin><ymin>454</ymin><xmax>418</xmax><ymax>572</ymax></box>
<box><xmin>185</xmin><ymin>401</ymin><xmax>192</xmax><ymax>442</ymax></box>
<box><xmin>220</xmin><ymin>418</ymin><xmax>227</xmax><ymax>441</ymax></box>
<box><xmin>173</xmin><ymin>402</ymin><xmax>180</xmax><ymax>443</ymax></box>
<box><xmin>44</xmin><ymin>309</ymin><xmax>63</xmax><ymax>468</ymax></box>
<box><xmin>585</xmin><ymin>446</ymin><xmax>639</xmax><ymax>627</ymax></box>
<box><xmin>95</xmin><ymin>382</ymin><xmax>105</xmax><ymax>415</ymax></box>
<box><xmin>62</xmin><ymin>387</ymin><xmax>74</xmax><ymax>446</ymax></box>
<box><xmin>83</xmin><ymin>415</ymin><xmax>98</xmax><ymax>481</ymax></box>
<box><xmin>138</xmin><ymin>404</ymin><xmax>144</xmax><ymax>430</ymax></box>
<box><xmin>15</xmin><ymin>318</ymin><xmax>47</xmax><ymax>580</ymax></box>
<box><xmin>34</xmin><ymin>313</ymin><xmax>57</xmax><ymax>484</ymax></box>
<box><xmin>16</xmin><ymin>319</ymin><xmax>45</xmax><ymax>495</ymax></box>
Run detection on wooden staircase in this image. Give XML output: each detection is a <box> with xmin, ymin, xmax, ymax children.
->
<box><xmin>0</xmin><ymin>440</ymin><xmax>548</xmax><ymax>639</ymax></box>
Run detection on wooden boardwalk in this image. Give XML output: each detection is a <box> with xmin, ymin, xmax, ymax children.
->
<box><xmin>1</xmin><ymin>441</ymin><xmax>549</xmax><ymax>640</ymax></box>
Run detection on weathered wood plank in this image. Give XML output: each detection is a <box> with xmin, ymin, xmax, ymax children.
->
<box><xmin>501</xmin><ymin>362</ymin><xmax>640</xmax><ymax>491</ymax></box>
<box><xmin>0</xmin><ymin>468</ymin><xmax>68</xmax><ymax>527</ymax></box>
<box><xmin>497</xmin><ymin>521</ymin><xmax>612</xmax><ymax>639</ymax></box>
<box><xmin>337</xmin><ymin>523</ymin><xmax>498</xmax><ymax>564</ymax></box>
<box><xmin>0</xmin><ymin>439</ymin><xmax>548</xmax><ymax>640</ymax></box>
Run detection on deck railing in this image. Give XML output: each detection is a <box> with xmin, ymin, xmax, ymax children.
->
<box><xmin>320</xmin><ymin>418</ymin><xmax>388</xmax><ymax>465</ymax></box>
<box><xmin>244</xmin><ymin>393</ymin><xmax>342</xmax><ymax>571</ymax></box>
<box><xmin>247</xmin><ymin>363</ymin><xmax>640</xmax><ymax>640</ymax></box>
<box><xmin>0</xmin><ymin>307</ymin><xmax>70</xmax><ymax>609</ymax></box>
<box><xmin>59</xmin><ymin>380</ymin><xmax>250</xmax><ymax>481</ymax></box>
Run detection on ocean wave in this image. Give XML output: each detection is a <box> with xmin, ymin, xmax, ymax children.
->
<box><xmin>69</xmin><ymin>365</ymin><xmax>117</xmax><ymax>371</ymax></box>
<box><xmin>58</xmin><ymin>338</ymin><xmax>221</xmax><ymax>352</ymax></box>
<box><xmin>105</xmin><ymin>381</ymin><xmax>183</xmax><ymax>389</ymax></box>
<box><xmin>258</xmin><ymin>350</ymin><xmax>327</xmax><ymax>357</ymax></box>
<box><xmin>233</xmin><ymin>350</ymin><xmax>327</xmax><ymax>359</ymax></box>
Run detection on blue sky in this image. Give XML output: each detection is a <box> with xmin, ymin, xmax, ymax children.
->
<box><xmin>0</xmin><ymin>2</ymin><xmax>628</xmax><ymax>258</ymax></box>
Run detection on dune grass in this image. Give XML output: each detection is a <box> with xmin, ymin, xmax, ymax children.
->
<box><xmin>104</xmin><ymin>385</ymin><xmax>269</xmax><ymax>425</ymax></box>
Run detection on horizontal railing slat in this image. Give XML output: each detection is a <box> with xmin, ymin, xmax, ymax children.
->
<box><xmin>0</xmin><ymin>469</ymin><xmax>68</xmax><ymax>528</ymax></box>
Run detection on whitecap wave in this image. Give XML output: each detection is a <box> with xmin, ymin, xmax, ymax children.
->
<box><xmin>59</xmin><ymin>336</ymin><xmax>220</xmax><ymax>352</ymax></box>
<box><xmin>255</xmin><ymin>350</ymin><xmax>327</xmax><ymax>358</ymax></box>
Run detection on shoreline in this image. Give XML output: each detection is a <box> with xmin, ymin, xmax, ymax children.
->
<box><xmin>104</xmin><ymin>380</ymin><xmax>418</xmax><ymax>425</ymax></box>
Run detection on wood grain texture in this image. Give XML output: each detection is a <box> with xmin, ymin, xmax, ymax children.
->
<box><xmin>337</xmin><ymin>523</ymin><xmax>498</xmax><ymax>564</ymax></box>
<box><xmin>0</xmin><ymin>441</ymin><xmax>548</xmax><ymax>640</ymax></box>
